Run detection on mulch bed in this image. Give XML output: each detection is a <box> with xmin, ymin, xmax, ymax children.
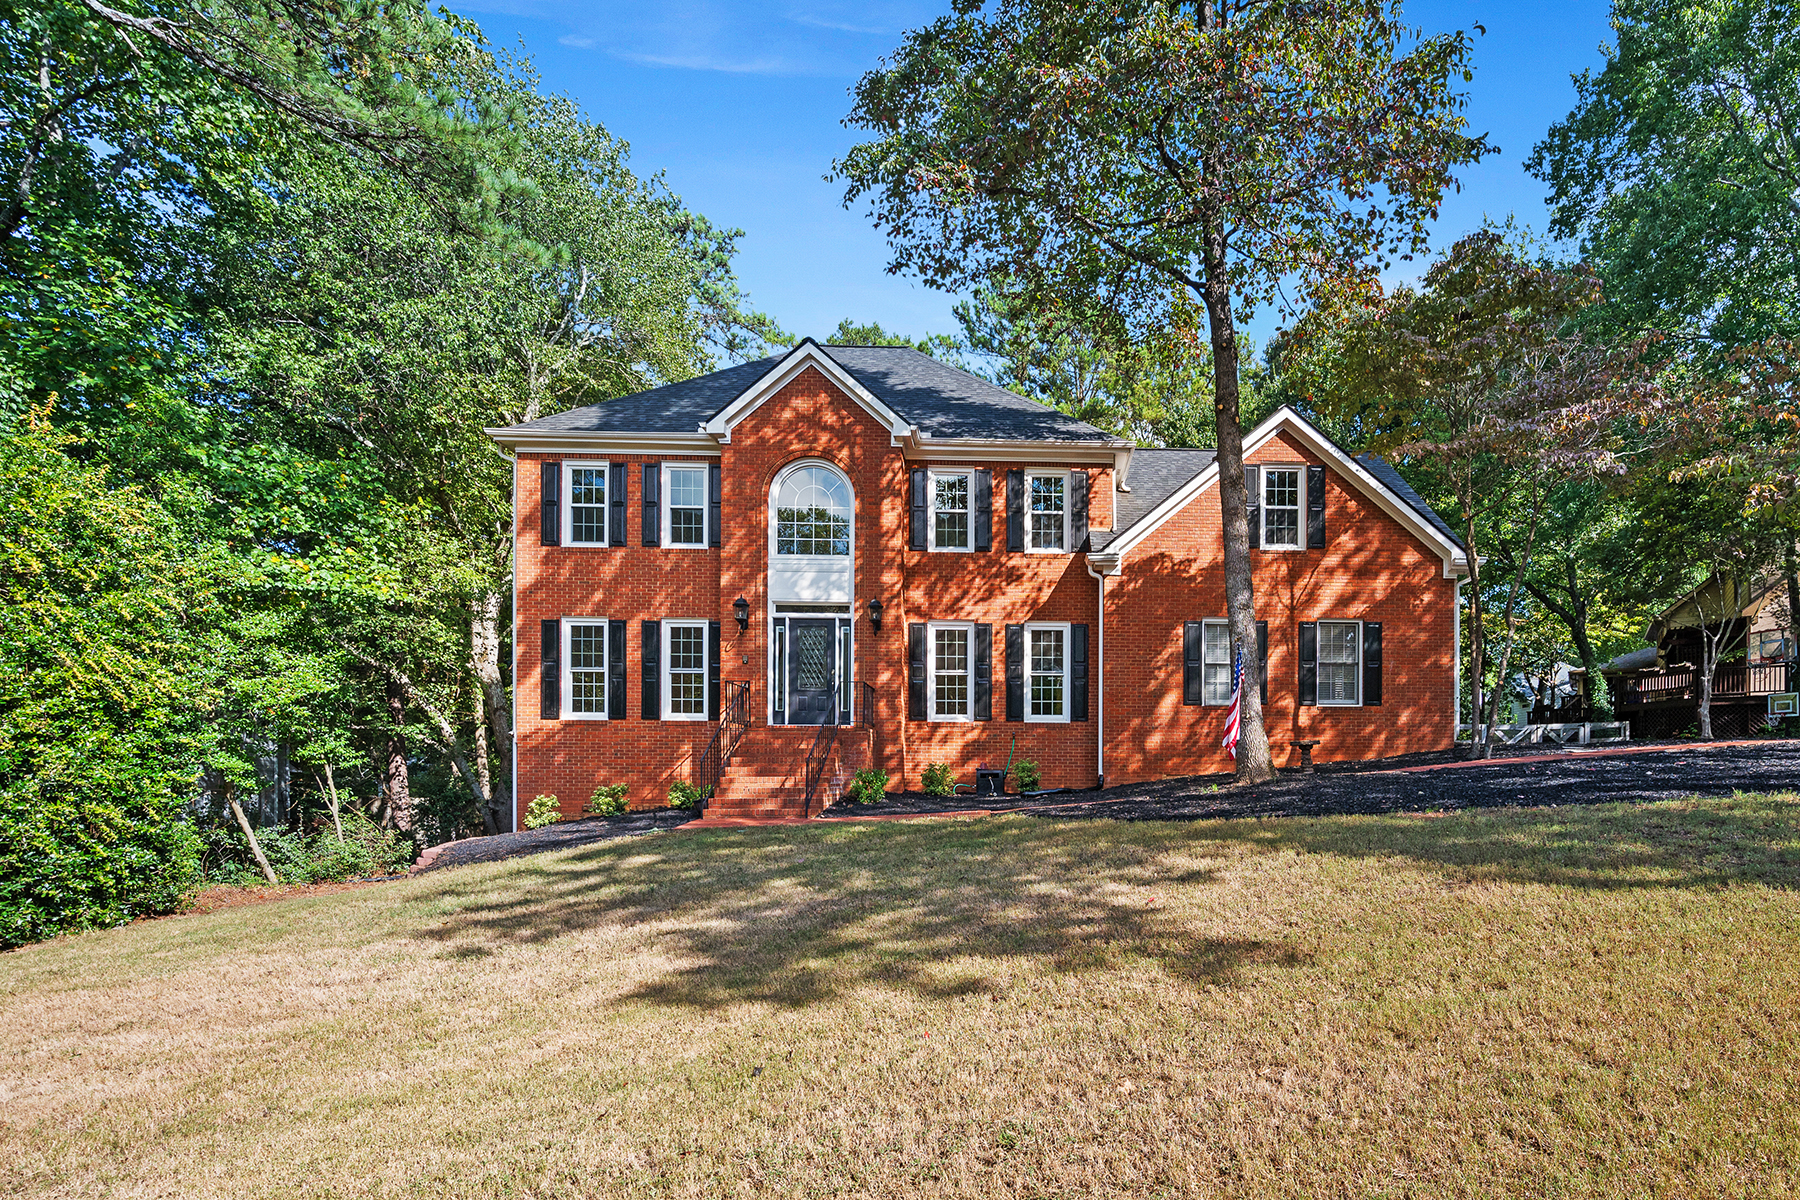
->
<box><xmin>415</xmin><ymin>808</ymin><xmax>699</xmax><ymax>872</ymax></box>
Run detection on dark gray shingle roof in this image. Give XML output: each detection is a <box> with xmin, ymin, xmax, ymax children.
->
<box><xmin>1089</xmin><ymin>449</ymin><xmax>1216</xmax><ymax>551</ymax></box>
<box><xmin>1355</xmin><ymin>455</ymin><xmax>1464</xmax><ymax>550</ymax></box>
<box><xmin>492</xmin><ymin>343</ymin><xmax>1117</xmax><ymax>443</ymax></box>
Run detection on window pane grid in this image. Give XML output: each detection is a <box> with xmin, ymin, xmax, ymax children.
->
<box><xmin>1029</xmin><ymin>628</ymin><xmax>1065</xmax><ymax>717</ymax></box>
<box><xmin>668</xmin><ymin>467</ymin><xmax>705</xmax><ymax>546</ymax></box>
<box><xmin>1264</xmin><ymin>468</ymin><xmax>1300</xmax><ymax>548</ymax></box>
<box><xmin>1202</xmin><ymin>621</ymin><xmax>1232</xmax><ymax>706</ymax></box>
<box><xmin>569</xmin><ymin>623</ymin><xmax>606</xmax><ymax>714</ymax></box>
<box><xmin>934</xmin><ymin>628</ymin><xmax>969</xmax><ymax>717</ymax></box>
<box><xmin>776</xmin><ymin>467</ymin><xmax>852</xmax><ymax>556</ymax></box>
<box><xmin>933</xmin><ymin>474</ymin><xmax>969</xmax><ymax>549</ymax></box>
<box><xmin>1030</xmin><ymin>475</ymin><xmax>1065</xmax><ymax>550</ymax></box>
<box><xmin>569</xmin><ymin>467</ymin><xmax>606</xmax><ymax>544</ymax></box>
<box><xmin>668</xmin><ymin>625</ymin><xmax>705</xmax><ymax>715</ymax></box>
<box><xmin>1318</xmin><ymin>621</ymin><xmax>1359</xmax><ymax>704</ymax></box>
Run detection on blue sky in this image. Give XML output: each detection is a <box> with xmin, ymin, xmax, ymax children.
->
<box><xmin>457</xmin><ymin>1</ymin><xmax>1618</xmax><ymax>353</ymax></box>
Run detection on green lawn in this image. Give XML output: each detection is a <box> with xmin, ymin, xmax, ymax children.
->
<box><xmin>5</xmin><ymin>797</ymin><xmax>1800</xmax><ymax>1198</ymax></box>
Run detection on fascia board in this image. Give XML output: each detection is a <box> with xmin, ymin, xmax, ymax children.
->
<box><xmin>484</xmin><ymin>429</ymin><xmax>722</xmax><ymax>457</ymax></box>
<box><xmin>1102</xmin><ymin>406</ymin><xmax>1470</xmax><ymax>577</ymax></box>
<box><xmin>903</xmin><ymin>439</ymin><xmax>1126</xmax><ymax>465</ymax></box>
<box><xmin>703</xmin><ymin>341</ymin><xmax>909</xmax><ymax>439</ymax></box>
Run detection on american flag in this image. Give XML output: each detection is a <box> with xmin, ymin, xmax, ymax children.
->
<box><xmin>1222</xmin><ymin>644</ymin><xmax>1243</xmax><ymax>759</ymax></box>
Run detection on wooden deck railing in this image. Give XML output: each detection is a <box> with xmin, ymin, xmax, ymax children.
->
<box><xmin>1618</xmin><ymin>662</ymin><xmax>1791</xmax><ymax>706</ymax></box>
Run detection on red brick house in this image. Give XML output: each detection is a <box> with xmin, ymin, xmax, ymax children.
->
<box><xmin>486</xmin><ymin>339</ymin><xmax>1469</xmax><ymax>823</ymax></box>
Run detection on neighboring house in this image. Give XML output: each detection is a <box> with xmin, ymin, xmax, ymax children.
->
<box><xmin>485</xmin><ymin>339</ymin><xmax>1470</xmax><ymax>823</ymax></box>
<box><xmin>1598</xmin><ymin>573</ymin><xmax>1795</xmax><ymax>739</ymax></box>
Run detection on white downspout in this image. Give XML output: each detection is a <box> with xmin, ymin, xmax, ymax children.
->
<box><xmin>1086</xmin><ymin>555</ymin><xmax>1121</xmax><ymax>787</ymax></box>
<box><xmin>1453</xmin><ymin>576</ymin><xmax>1464</xmax><ymax>740</ymax></box>
<box><xmin>509</xmin><ymin>452</ymin><xmax>521</xmax><ymax>832</ymax></box>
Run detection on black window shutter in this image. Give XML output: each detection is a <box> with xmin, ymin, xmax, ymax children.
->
<box><xmin>910</xmin><ymin>468</ymin><xmax>928</xmax><ymax>551</ymax></box>
<box><xmin>1005</xmin><ymin>624</ymin><xmax>1025</xmax><ymax>721</ymax></box>
<box><xmin>1257</xmin><ymin>620</ymin><xmax>1269</xmax><ymax>706</ymax></box>
<box><xmin>908</xmin><ymin>623</ymin><xmax>927</xmax><ymax>720</ymax></box>
<box><xmin>607</xmin><ymin>619</ymin><xmax>626</xmax><ymax>718</ymax></box>
<box><xmin>1246</xmin><ymin>465</ymin><xmax>1261</xmax><ymax>550</ymax></box>
<box><xmin>1006</xmin><ymin>469</ymin><xmax>1024</xmax><ymax>553</ymax></box>
<box><xmin>1307</xmin><ymin>465</ymin><xmax>1327</xmax><ymax>548</ymax></box>
<box><xmin>1363</xmin><ymin>621</ymin><xmax>1383</xmax><ymax>706</ymax></box>
<box><xmin>540</xmin><ymin>619</ymin><xmax>560</xmax><ymax>719</ymax></box>
<box><xmin>974</xmin><ymin>624</ymin><xmax>993</xmax><ymax>721</ymax></box>
<box><xmin>608</xmin><ymin>463</ymin><xmax>627</xmax><ymax>547</ymax></box>
<box><xmin>641</xmin><ymin>621</ymin><xmax>660</xmax><ymax>720</ymax></box>
<box><xmin>1071</xmin><ymin>624</ymin><xmax>1089</xmax><ymax>721</ymax></box>
<box><xmin>541</xmin><ymin>462</ymin><xmax>560</xmax><ymax>546</ymax></box>
<box><xmin>1183</xmin><ymin>621</ymin><xmax>1203</xmax><ymax>706</ymax></box>
<box><xmin>642</xmin><ymin>463</ymin><xmax>661</xmax><ymax>546</ymax></box>
<box><xmin>1298</xmin><ymin>621</ymin><xmax>1318</xmax><ymax>706</ymax></box>
<box><xmin>708</xmin><ymin>620</ymin><xmax>721</xmax><ymax>719</ymax></box>
<box><xmin>1070</xmin><ymin>470</ymin><xmax>1089</xmax><ymax>551</ymax></box>
<box><xmin>973</xmin><ymin>469</ymin><xmax>992</xmax><ymax>551</ymax></box>
<box><xmin>708</xmin><ymin>463</ymin><xmax>722</xmax><ymax>547</ymax></box>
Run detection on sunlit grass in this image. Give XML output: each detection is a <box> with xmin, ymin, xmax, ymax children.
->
<box><xmin>5</xmin><ymin>796</ymin><xmax>1800</xmax><ymax>1197</ymax></box>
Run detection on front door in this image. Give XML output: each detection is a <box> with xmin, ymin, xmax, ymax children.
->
<box><xmin>786</xmin><ymin>618</ymin><xmax>838</xmax><ymax>725</ymax></box>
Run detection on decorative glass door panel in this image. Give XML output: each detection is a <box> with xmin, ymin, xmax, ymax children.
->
<box><xmin>786</xmin><ymin>619</ymin><xmax>837</xmax><ymax>725</ymax></box>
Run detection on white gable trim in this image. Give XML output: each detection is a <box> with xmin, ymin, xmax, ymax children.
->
<box><xmin>1104</xmin><ymin>406</ymin><xmax>1469</xmax><ymax>578</ymax></box>
<box><xmin>702</xmin><ymin>339</ymin><xmax>912</xmax><ymax>443</ymax></box>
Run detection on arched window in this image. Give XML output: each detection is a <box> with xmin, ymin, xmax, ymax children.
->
<box><xmin>774</xmin><ymin>465</ymin><xmax>852</xmax><ymax>556</ymax></box>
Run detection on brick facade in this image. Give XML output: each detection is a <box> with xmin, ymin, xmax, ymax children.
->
<box><xmin>510</xmin><ymin>361</ymin><xmax>1460</xmax><ymax>820</ymax></box>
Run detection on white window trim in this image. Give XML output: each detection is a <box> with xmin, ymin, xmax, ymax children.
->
<box><xmin>1024</xmin><ymin>621</ymin><xmax>1072</xmax><ymax>724</ymax></box>
<box><xmin>769</xmin><ymin>458</ymin><xmax>855</xmax><ymax>561</ymax></box>
<box><xmin>927</xmin><ymin>620</ymin><xmax>976</xmax><ymax>723</ymax></box>
<box><xmin>662</xmin><ymin>620</ymin><xmax>709</xmax><ymax>721</ymax></box>
<box><xmin>662</xmin><ymin>463</ymin><xmax>708</xmax><ymax>549</ymax></box>
<box><xmin>1025</xmin><ymin>470</ymin><xmax>1071</xmax><ymax>554</ymax></box>
<box><xmin>1200</xmin><ymin>618</ymin><xmax>1233</xmax><ymax>708</ymax></box>
<box><xmin>927</xmin><ymin>468</ymin><xmax>974</xmax><ymax>553</ymax></box>
<box><xmin>1260</xmin><ymin>463</ymin><xmax>1305</xmax><ymax>552</ymax></box>
<box><xmin>563</xmin><ymin>459</ymin><xmax>610</xmax><ymax>547</ymax></box>
<box><xmin>1316</xmin><ymin>618</ymin><xmax>1363</xmax><ymax>708</ymax></box>
<box><xmin>561</xmin><ymin>616</ymin><xmax>609</xmax><ymax>721</ymax></box>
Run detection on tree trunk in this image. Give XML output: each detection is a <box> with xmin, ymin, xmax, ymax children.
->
<box><xmin>470</xmin><ymin>679</ymin><xmax>497</xmax><ymax>837</ymax></box>
<box><xmin>1194</xmin><ymin>136</ymin><xmax>1273</xmax><ymax>781</ymax></box>
<box><xmin>385</xmin><ymin>678</ymin><xmax>413</xmax><ymax>831</ymax></box>
<box><xmin>322</xmin><ymin>763</ymin><xmax>344</xmax><ymax>845</ymax></box>
<box><xmin>1477</xmin><ymin>492</ymin><xmax>1545</xmax><ymax>759</ymax></box>
<box><xmin>470</xmin><ymin>587</ymin><xmax>511</xmax><ymax>833</ymax></box>
<box><xmin>1698</xmin><ymin>635</ymin><xmax>1715</xmax><ymax>740</ymax></box>
<box><xmin>227</xmin><ymin>781</ymin><xmax>279</xmax><ymax>885</ymax></box>
<box><xmin>1462</xmin><ymin>496</ymin><xmax>1488</xmax><ymax>757</ymax></box>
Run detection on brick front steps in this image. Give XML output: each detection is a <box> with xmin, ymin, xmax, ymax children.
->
<box><xmin>699</xmin><ymin>724</ymin><xmax>874</xmax><ymax>822</ymax></box>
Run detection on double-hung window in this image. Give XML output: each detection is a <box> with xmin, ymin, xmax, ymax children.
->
<box><xmin>931</xmin><ymin>623</ymin><xmax>972</xmax><ymax>720</ymax></box>
<box><xmin>664</xmin><ymin>621</ymin><xmax>707</xmax><ymax>719</ymax></box>
<box><xmin>1202</xmin><ymin>621</ymin><xmax>1234</xmax><ymax>706</ymax></box>
<box><xmin>1026</xmin><ymin>623</ymin><xmax>1070</xmax><ymax>721</ymax></box>
<box><xmin>666</xmin><ymin>466</ymin><xmax>706</xmax><ymax>547</ymax></box>
<box><xmin>1317</xmin><ymin>620</ymin><xmax>1361</xmax><ymax>705</ymax></box>
<box><xmin>566</xmin><ymin>462</ymin><xmax>608</xmax><ymax>545</ymax></box>
<box><xmin>564</xmin><ymin>619</ymin><xmax>609</xmax><ymax>718</ymax></box>
<box><xmin>930</xmin><ymin>471</ymin><xmax>971</xmax><ymax>551</ymax></box>
<box><xmin>1263</xmin><ymin>467</ymin><xmax>1302</xmax><ymax>549</ymax></box>
<box><xmin>1028</xmin><ymin>472</ymin><xmax>1067</xmax><ymax>552</ymax></box>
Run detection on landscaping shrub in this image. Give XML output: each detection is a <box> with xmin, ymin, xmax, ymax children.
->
<box><xmin>1010</xmin><ymin>759</ymin><xmax>1042</xmax><ymax>793</ymax></box>
<box><xmin>586</xmin><ymin>783</ymin><xmax>630</xmax><ymax>816</ymax></box>
<box><xmin>842</xmin><ymin>768</ymin><xmax>889</xmax><ymax>805</ymax></box>
<box><xmin>524</xmin><ymin>793</ymin><xmax>562</xmax><ymax>829</ymax></box>
<box><xmin>667</xmin><ymin>781</ymin><xmax>708</xmax><ymax>810</ymax></box>
<box><xmin>200</xmin><ymin>813</ymin><xmax>413</xmax><ymax>886</ymax></box>
<box><xmin>921</xmin><ymin>763</ymin><xmax>956</xmax><ymax>797</ymax></box>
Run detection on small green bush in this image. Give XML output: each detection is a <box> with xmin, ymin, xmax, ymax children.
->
<box><xmin>523</xmin><ymin>794</ymin><xmax>562</xmax><ymax>829</ymax></box>
<box><xmin>1010</xmin><ymin>759</ymin><xmax>1042</xmax><ymax>793</ymax></box>
<box><xmin>921</xmin><ymin>763</ymin><xmax>956</xmax><ymax>797</ymax></box>
<box><xmin>585</xmin><ymin>783</ymin><xmax>629</xmax><ymax>817</ymax></box>
<box><xmin>667</xmin><ymin>781</ymin><xmax>708</xmax><ymax>810</ymax></box>
<box><xmin>203</xmin><ymin>813</ymin><xmax>413</xmax><ymax>886</ymax></box>
<box><xmin>843</xmin><ymin>768</ymin><xmax>889</xmax><ymax>805</ymax></box>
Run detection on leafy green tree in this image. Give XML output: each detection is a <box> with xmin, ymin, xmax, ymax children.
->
<box><xmin>835</xmin><ymin>0</ymin><xmax>1489</xmax><ymax>780</ymax></box>
<box><xmin>1530</xmin><ymin>0</ymin><xmax>1800</xmax><ymax>350</ymax></box>
<box><xmin>0</xmin><ymin>417</ymin><xmax>215</xmax><ymax>945</ymax></box>
<box><xmin>827</xmin><ymin>318</ymin><xmax>960</xmax><ymax>358</ymax></box>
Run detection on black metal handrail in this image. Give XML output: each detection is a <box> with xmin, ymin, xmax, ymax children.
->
<box><xmin>860</xmin><ymin>680</ymin><xmax>875</xmax><ymax>727</ymax></box>
<box><xmin>694</xmin><ymin>680</ymin><xmax>752</xmax><ymax>812</ymax></box>
<box><xmin>803</xmin><ymin>708</ymin><xmax>840</xmax><ymax>814</ymax></box>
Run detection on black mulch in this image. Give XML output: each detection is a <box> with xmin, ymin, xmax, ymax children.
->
<box><xmin>418</xmin><ymin>808</ymin><xmax>698</xmax><ymax>872</ymax></box>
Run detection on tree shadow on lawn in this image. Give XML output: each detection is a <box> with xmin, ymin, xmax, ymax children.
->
<box><xmin>411</xmin><ymin>819</ymin><xmax>1307</xmax><ymax>1007</ymax></box>
<box><xmin>1205</xmin><ymin>792</ymin><xmax>1800</xmax><ymax>893</ymax></box>
<box><xmin>409</xmin><ymin>796</ymin><xmax>1800</xmax><ymax>1009</ymax></box>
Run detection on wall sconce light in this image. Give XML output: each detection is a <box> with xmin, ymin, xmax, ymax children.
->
<box><xmin>867</xmin><ymin>598</ymin><xmax>884</xmax><ymax>634</ymax></box>
<box><xmin>733</xmin><ymin>596</ymin><xmax>750</xmax><ymax>633</ymax></box>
